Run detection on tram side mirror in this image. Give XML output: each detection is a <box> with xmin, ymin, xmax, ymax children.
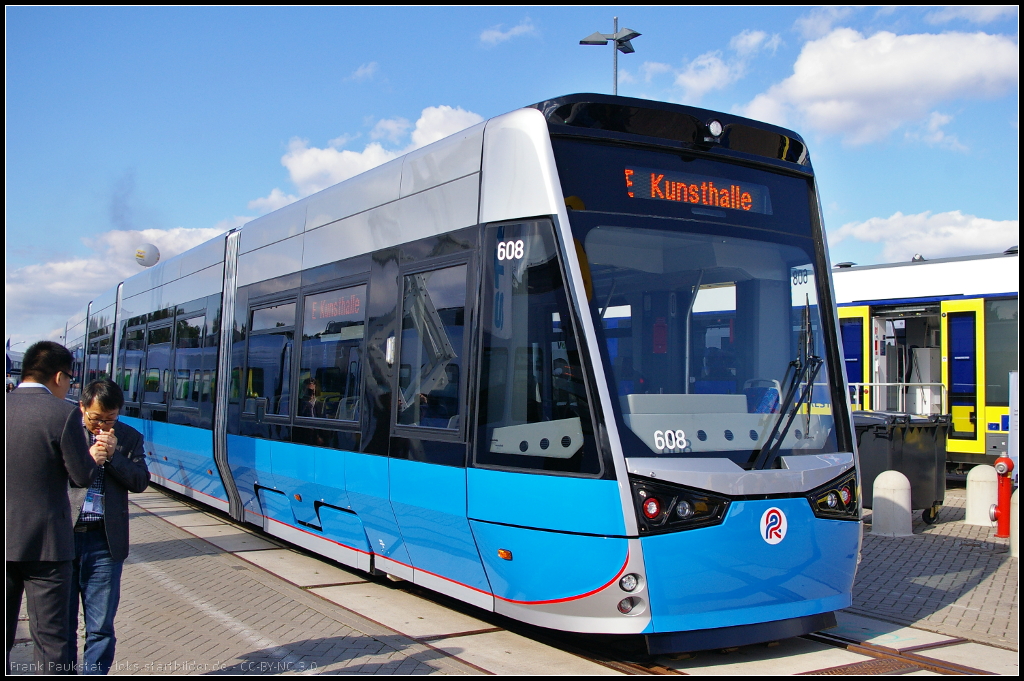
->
<box><xmin>255</xmin><ymin>398</ymin><xmax>268</xmax><ymax>423</ymax></box>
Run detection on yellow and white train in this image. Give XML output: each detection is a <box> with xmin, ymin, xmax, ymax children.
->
<box><xmin>833</xmin><ymin>247</ymin><xmax>1018</xmax><ymax>468</ymax></box>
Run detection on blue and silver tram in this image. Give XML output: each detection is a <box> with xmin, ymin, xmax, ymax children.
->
<box><xmin>65</xmin><ymin>94</ymin><xmax>860</xmax><ymax>653</ymax></box>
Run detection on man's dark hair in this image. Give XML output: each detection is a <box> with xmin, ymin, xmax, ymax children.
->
<box><xmin>81</xmin><ymin>379</ymin><xmax>125</xmax><ymax>412</ymax></box>
<box><xmin>21</xmin><ymin>341</ymin><xmax>74</xmax><ymax>382</ymax></box>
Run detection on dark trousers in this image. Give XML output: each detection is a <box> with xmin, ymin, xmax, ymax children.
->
<box><xmin>69</xmin><ymin>529</ymin><xmax>123</xmax><ymax>675</ymax></box>
<box><xmin>6</xmin><ymin>560</ymin><xmax>74</xmax><ymax>675</ymax></box>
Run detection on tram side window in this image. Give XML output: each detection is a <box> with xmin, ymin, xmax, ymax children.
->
<box><xmin>299</xmin><ymin>285</ymin><xmax>366</xmax><ymax>422</ymax></box>
<box><xmin>397</xmin><ymin>267</ymin><xmax>467</xmax><ymax>430</ymax></box>
<box><xmin>120</xmin><ymin>328</ymin><xmax>146</xmax><ymax>402</ymax></box>
<box><xmin>67</xmin><ymin>336</ymin><xmax>86</xmax><ymax>403</ymax></box>
<box><xmin>143</xmin><ymin>326</ymin><xmax>172</xmax><ymax>404</ymax></box>
<box><xmin>87</xmin><ymin>330</ymin><xmax>112</xmax><ymax>384</ymax></box>
<box><xmin>245</xmin><ymin>302</ymin><xmax>296</xmax><ymax>416</ymax></box>
<box><xmin>474</xmin><ymin>221</ymin><xmax>601</xmax><ymax>475</ymax></box>
<box><xmin>172</xmin><ymin>316</ymin><xmax>205</xmax><ymax>408</ymax></box>
<box><xmin>985</xmin><ymin>299</ymin><xmax>1018</xmax><ymax>406</ymax></box>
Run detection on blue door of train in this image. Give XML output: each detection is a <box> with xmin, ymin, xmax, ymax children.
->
<box><xmin>387</xmin><ymin>258</ymin><xmax>493</xmax><ymax>605</ymax></box>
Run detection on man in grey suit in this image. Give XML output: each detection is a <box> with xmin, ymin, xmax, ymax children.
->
<box><xmin>68</xmin><ymin>380</ymin><xmax>149</xmax><ymax>675</ymax></box>
<box><xmin>6</xmin><ymin>341</ymin><xmax>99</xmax><ymax>674</ymax></box>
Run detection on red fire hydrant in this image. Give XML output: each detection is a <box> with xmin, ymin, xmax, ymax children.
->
<box><xmin>989</xmin><ymin>457</ymin><xmax>1015</xmax><ymax>539</ymax></box>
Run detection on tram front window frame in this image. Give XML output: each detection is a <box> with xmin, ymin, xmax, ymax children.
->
<box><xmin>551</xmin><ymin>137</ymin><xmax>849</xmax><ymax>467</ymax></box>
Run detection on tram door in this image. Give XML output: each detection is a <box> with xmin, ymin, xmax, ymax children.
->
<box><xmin>838</xmin><ymin>307</ymin><xmax>871</xmax><ymax>410</ymax></box>
<box><xmin>387</xmin><ymin>259</ymin><xmax>492</xmax><ymax>606</ymax></box>
<box><xmin>942</xmin><ymin>299</ymin><xmax>986</xmax><ymax>454</ymax></box>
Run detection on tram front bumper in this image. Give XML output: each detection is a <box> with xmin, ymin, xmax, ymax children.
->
<box><xmin>639</xmin><ymin>497</ymin><xmax>858</xmax><ymax>640</ymax></box>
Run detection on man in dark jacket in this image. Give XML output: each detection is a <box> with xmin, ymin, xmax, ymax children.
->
<box><xmin>68</xmin><ymin>380</ymin><xmax>150</xmax><ymax>675</ymax></box>
<box><xmin>6</xmin><ymin>341</ymin><xmax>98</xmax><ymax>674</ymax></box>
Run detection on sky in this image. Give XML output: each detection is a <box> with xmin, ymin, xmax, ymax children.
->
<box><xmin>5</xmin><ymin>6</ymin><xmax>1019</xmax><ymax>346</ymax></box>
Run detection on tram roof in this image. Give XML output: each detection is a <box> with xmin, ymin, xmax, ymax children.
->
<box><xmin>530</xmin><ymin>93</ymin><xmax>813</xmax><ymax>172</ymax></box>
<box><xmin>833</xmin><ymin>249</ymin><xmax>1019</xmax><ymax>305</ymax></box>
<box><xmin>79</xmin><ymin>94</ymin><xmax>821</xmax><ymax>320</ymax></box>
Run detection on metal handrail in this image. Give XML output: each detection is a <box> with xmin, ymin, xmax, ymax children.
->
<box><xmin>848</xmin><ymin>382</ymin><xmax>947</xmax><ymax>415</ymax></box>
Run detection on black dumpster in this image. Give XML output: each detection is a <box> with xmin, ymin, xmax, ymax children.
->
<box><xmin>853</xmin><ymin>411</ymin><xmax>949</xmax><ymax>523</ymax></box>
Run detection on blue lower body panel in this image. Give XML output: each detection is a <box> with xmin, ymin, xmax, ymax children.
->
<box><xmin>226</xmin><ymin>433</ymin><xmax>270</xmax><ymax>518</ymax></box>
<box><xmin>125</xmin><ymin>417</ymin><xmax>225</xmax><ymax>505</ymax></box>
<box><xmin>390</xmin><ymin>459</ymin><xmax>490</xmax><ymax>593</ymax></box>
<box><xmin>345</xmin><ymin>452</ymin><xmax>412</xmax><ymax>566</ymax></box>
<box><xmin>642</xmin><ymin>498</ymin><xmax>858</xmax><ymax>633</ymax></box>
<box><xmin>470</xmin><ymin>521</ymin><xmax>628</xmax><ymax>603</ymax></box>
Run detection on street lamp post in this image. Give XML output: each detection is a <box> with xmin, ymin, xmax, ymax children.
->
<box><xmin>580</xmin><ymin>17</ymin><xmax>641</xmax><ymax>96</ymax></box>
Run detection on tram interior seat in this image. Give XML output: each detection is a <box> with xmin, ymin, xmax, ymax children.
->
<box><xmin>334</xmin><ymin>396</ymin><xmax>360</xmax><ymax>421</ymax></box>
<box><xmin>743</xmin><ymin>379</ymin><xmax>782</xmax><ymax>414</ymax></box>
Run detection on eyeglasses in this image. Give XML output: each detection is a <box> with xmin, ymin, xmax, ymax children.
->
<box><xmin>84</xmin><ymin>413</ymin><xmax>119</xmax><ymax>426</ymax></box>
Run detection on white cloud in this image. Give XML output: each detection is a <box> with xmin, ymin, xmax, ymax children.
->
<box><xmin>252</xmin><ymin>105</ymin><xmax>484</xmax><ymax>202</ymax></box>
<box><xmin>347</xmin><ymin>62</ymin><xmax>379</xmax><ymax>81</ymax></box>
<box><xmin>370</xmin><ymin>117</ymin><xmax>411</xmax><ymax>144</ymax></box>
<box><xmin>794</xmin><ymin>6</ymin><xmax>856</xmax><ymax>39</ymax></box>
<box><xmin>904</xmin><ymin>112</ymin><xmax>968</xmax><ymax>151</ymax></box>
<box><xmin>666</xmin><ymin>29</ymin><xmax>782</xmax><ymax>103</ymax></box>
<box><xmin>741</xmin><ymin>29</ymin><xmax>1019</xmax><ymax>144</ymax></box>
<box><xmin>926</xmin><ymin>6</ymin><xmax>1018</xmax><ymax>24</ymax></box>
<box><xmin>409</xmin><ymin>105</ymin><xmax>483</xmax><ymax>148</ymax></box>
<box><xmin>5</xmin><ymin>227</ymin><xmax>224</xmax><ymax>346</ymax></box>
<box><xmin>278</xmin><ymin>138</ymin><xmax>397</xmax><ymax>197</ymax></box>
<box><xmin>248</xmin><ymin>188</ymin><xmax>298</xmax><ymax>214</ymax></box>
<box><xmin>729</xmin><ymin>29</ymin><xmax>782</xmax><ymax>56</ymax></box>
<box><xmin>480</xmin><ymin>19</ymin><xmax>536</xmax><ymax>46</ymax></box>
<box><xmin>830</xmin><ymin>210</ymin><xmax>1018</xmax><ymax>262</ymax></box>
<box><xmin>675</xmin><ymin>52</ymin><xmax>740</xmax><ymax>102</ymax></box>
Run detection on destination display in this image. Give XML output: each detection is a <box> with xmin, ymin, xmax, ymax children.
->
<box><xmin>624</xmin><ymin>166</ymin><xmax>772</xmax><ymax>214</ymax></box>
<box><xmin>308</xmin><ymin>291</ymin><xmax>361</xmax><ymax>321</ymax></box>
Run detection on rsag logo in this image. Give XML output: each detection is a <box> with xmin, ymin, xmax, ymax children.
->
<box><xmin>760</xmin><ymin>507</ymin><xmax>787</xmax><ymax>545</ymax></box>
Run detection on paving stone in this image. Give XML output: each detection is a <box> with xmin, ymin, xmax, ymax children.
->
<box><xmin>852</xmin><ymin>487</ymin><xmax>1017</xmax><ymax>650</ymax></box>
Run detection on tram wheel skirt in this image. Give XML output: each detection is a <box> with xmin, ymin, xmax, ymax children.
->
<box><xmin>645</xmin><ymin>611</ymin><xmax>837</xmax><ymax>655</ymax></box>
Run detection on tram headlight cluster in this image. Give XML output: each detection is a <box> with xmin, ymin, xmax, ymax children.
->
<box><xmin>807</xmin><ymin>469</ymin><xmax>859</xmax><ymax>520</ymax></box>
<box><xmin>630</xmin><ymin>475</ymin><xmax>730</xmax><ymax>535</ymax></box>
<box><xmin>619</xmin><ymin>573</ymin><xmax>640</xmax><ymax>592</ymax></box>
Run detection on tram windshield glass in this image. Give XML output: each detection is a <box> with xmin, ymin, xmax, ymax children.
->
<box><xmin>552</xmin><ymin>137</ymin><xmax>841</xmax><ymax>466</ymax></box>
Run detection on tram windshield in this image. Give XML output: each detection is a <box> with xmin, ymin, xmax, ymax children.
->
<box><xmin>584</xmin><ymin>226</ymin><xmax>837</xmax><ymax>465</ymax></box>
<box><xmin>552</xmin><ymin>137</ymin><xmax>842</xmax><ymax>466</ymax></box>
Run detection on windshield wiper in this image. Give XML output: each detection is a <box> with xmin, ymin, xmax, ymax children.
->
<box><xmin>751</xmin><ymin>355</ymin><xmax>822</xmax><ymax>470</ymax></box>
<box><xmin>751</xmin><ymin>293</ymin><xmax>821</xmax><ymax>470</ymax></box>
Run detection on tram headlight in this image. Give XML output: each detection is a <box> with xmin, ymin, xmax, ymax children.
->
<box><xmin>807</xmin><ymin>469</ymin><xmax>859</xmax><ymax>520</ymax></box>
<box><xmin>617</xmin><ymin>597</ymin><xmax>636</xmax><ymax>614</ymax></box>
<box><xmin>630</xmin><ymin>475</ymin><xmax>730</xmax><ymax>535</ymax></box>
<box><xmin>619</xmin><ymin>574</ymin><xmax>640</xmax><ymax>592</ymax></box>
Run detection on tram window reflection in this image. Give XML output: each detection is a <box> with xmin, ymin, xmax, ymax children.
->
<box><xmin>584</xmin><ymin>225</ymin><xmax>838</xmax><ymax>464</ymax></box>
<box><xmin>172</xmin><ymin>315</ymin><xmax>204</xmax><ymax>408</ymax></box>
<box><xmin>120</xmin><ymin>327</ymin><xmax>145</xmax><ymax>403</ymax></box>
<box><xmin>397</xmin><ymin>266</ymin><xmax>466</xmax><ymax>429</ymax></box>
<box><xmin>144</xmin><ymin>326</ymin><xmax>172</xmax><ymax>404</ymax></box>
<box><xmin>298</xmin><ymin>284</ymin><xmax>366</xmax><ymax>422</ymax></box>
<box><xmin>245</xmin><ymin>302</ymin><xmax>296</xmax><ymax>416</ymax></box>
<box><xmin>475</xmin><ymin>221</ymin><xmax>601</xmax><ymax>475</ymax></box>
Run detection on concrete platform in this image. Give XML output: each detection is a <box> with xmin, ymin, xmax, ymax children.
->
<box><xmin>238</xmin><ymin>549</ymin><xmax>368</xmax><ymax>588</ymax></box>
<box><xmin>311</xmin><ymin>582</ymin><xmax>493</xmax><ymax>640</ymax></box>
<box><xmin>8</xmin><ymin>484</ymin><xmax>1018</xmax><ymax>675</ymax></box>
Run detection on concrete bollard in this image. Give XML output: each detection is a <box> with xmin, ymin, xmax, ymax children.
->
<box><xmin>1011</xmin><ymin>489</ymin><xmax>1019</xmax><ymax>559</ymax></box>
<box><xmin>965</xmin><ymin>465</ymin><xmax>998</xmax><ymax>527</ymax></box>
<box><xmin>872</xmin><ymin>470</ymin><xmax>913</xmax><ymax>537</ymax></box>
